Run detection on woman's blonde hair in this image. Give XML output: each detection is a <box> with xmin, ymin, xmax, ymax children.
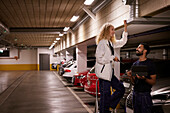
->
<box><xmin>96</xmin><ymin>23</ymin><xmax>116</xmax><ymax>44</ymax></box>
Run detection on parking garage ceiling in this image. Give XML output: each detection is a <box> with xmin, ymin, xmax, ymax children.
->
<box><xmin>0</xmin><ymin>0</ymin><xmax>101</xmax><ymax>48</ymax></box>
<box><xmin>0</xmin><ymin>0</ymin><xmax>170</xmax><ymax>50</ymax></box>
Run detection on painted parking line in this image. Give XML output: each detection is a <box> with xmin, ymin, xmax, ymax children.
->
<box><xmin>53</xmin><ymin>71</ymin><xmax>93</xmax><ymax>113</ymax></box>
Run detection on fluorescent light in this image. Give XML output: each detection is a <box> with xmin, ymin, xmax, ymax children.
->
<box><xmin>0</xmin><ymin>49</ymin><xmax>3</xmax><ymax>53</ymax></box>
<box><xmin>59</xmin><ymin>33</ymin><xmax>64</xmax><ymax>36</ymax></box>
<box><xmin>70</xmin><ymin>16</ymin><xmax>79</xmax><ymax>22</ymax></box>
<box><xmin>63</xmin><ymin>27</ymin><xmax>70</xmax><ymax>31</ymax></box>
<box><xmin>49</xmin><ymin>46</ymin><xmax>53</xmax><ymax>49</ymax></box>
<box><xmin>56</xmin><ymin>38</ymin><xmax>60</xmax><ymax>40</ymax></box>
<box><xmin>84</xmin><ymin>0</ymin><xmax>94</xmax><ymax>5</ymax></box>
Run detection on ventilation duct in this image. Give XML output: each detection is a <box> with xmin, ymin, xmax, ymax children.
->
<box><xmin>0</xmin><ymin>22</ymin><xmax>9</xmax><ymax>35</ymax></box>
<box><xmin>126</xmin><ymin>0</ymin><xmax>170</xmax><ymax>25</ymax></box>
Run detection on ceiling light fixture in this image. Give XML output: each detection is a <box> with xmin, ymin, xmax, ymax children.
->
<box><xmin>70</xmin><ymin>16</ymin><xmax>79</xmax><ymax>22</ymax></box>
<box><xmin>54</xmin><ymin>41</ymin><xmax>57</xmax><ymax>43</ymax></box>
<box><xmin>49</xmin><ymin>46</ymin><xmax>53</xmax><ymax>49</ymax></box>
<box><xmin>0</xmin><ymin>49</ymin><xmax>3</xmax><ymax>53</ymax></box>
<box><xmin>56</xmin><ymin>38</ymin><xmax>60</xmax><ymax>40</ymax></box>
<box><xmin>84</xmin><ymin>0</ymin><xmax>94</xmax><ymax>5</ymax></box>
<box><xmin>59</xmin><ymin>33</ymin><xmax>64</xmax><ymax>36</ymax></box>
<box><xmin>63</xmin><ymin>27</ymin><xmax>70</xmax><ymax>31</ymax></box>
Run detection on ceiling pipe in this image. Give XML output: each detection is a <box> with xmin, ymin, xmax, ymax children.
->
<box><xmin>126</xmin><ymin>0</ymin><xmax>170</xmax><ymax>25</ymax></box>
<box><xmin>72</xmin><ymin>0</ymin><xmax>112</xmax><ymax>31</ymax></box>
<box><xmin>0</xmin><ymin>22</ymin><xmax>9</xmax><ymax>34</ymax></box>
<box><xmin>121</xmin><ymin>44</ymin><xmax>170</xmax><ymax>51</ymax></box>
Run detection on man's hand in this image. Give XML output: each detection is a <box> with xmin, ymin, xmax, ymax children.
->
<box><xmin>126</xmin><ymin>70</ymin><xmax>135</xmax><ymax>84</ymax></box>
<box><xmin>126</xmin><ymin>70</ymin><xmax>132</xmax><ymax>77</ymax></box>
<box><xmin>136</xmin><ymin>74</ymin><xmax>146</xmax><ymax>80</ymax></box>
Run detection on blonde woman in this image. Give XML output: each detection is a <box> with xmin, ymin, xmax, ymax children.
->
<box><xmin>95</xmin><ymin>20</ymin><xmax>128</xmax><ymax>113</ymax></box>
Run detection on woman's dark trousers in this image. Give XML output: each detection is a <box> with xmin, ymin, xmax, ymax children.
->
<box><xmin>99</xmin><ymin>74</ymin><xmax>125</xmax><ymax>113</ymax></box>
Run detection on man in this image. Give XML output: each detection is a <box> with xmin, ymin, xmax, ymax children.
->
<box><xmin>127</xmin><ymin>43</ymin><xmax>156</xmax><ymax>113</ymax></box>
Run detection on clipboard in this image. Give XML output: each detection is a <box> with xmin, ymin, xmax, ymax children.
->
<box><xmin>131</xmin><ymin>65</ymin><xmax>148</xmax><ymax>76</ymax></box>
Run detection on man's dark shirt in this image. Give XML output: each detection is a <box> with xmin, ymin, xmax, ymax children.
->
<box><xmin>132</xmin><ymin>59</ymin><xmax>156</xmax><ymax>92</ymax></box>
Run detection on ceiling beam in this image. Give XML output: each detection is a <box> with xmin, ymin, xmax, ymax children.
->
<box><xmin>10</xmin><ymin>27</ymin><xmax>66</xmax><ymax>34</ymax></box>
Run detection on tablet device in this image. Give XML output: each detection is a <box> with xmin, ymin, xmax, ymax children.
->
<box><xmin>131</xmin><ymin>65</ymin><xmax>148</xmax><ymax>76</ymax></box>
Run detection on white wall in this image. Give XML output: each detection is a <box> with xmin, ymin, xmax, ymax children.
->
<box><xmin>0</xmin><ymin>48</ymin><xmax>37</xmax><ymax>64</ymax></box>
<box><xmin>37</xmin><ymin>48</ymin><xmax>58</xmax><ymax>64</ymax></box>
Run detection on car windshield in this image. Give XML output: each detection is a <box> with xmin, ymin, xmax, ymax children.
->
<box><xmin>151</xmin><ymin>60</ymin><xmax>170</xmax><ymax>96</ymax></box>
<box><xmin>66</xmin><ymin>63</ymin><xmax>73</xmax><ymax>68</ymax></box>
<box><xmin>152</xmin><ymin>94</ymin><xmax>170</xmax><ymax>100</ymax></box>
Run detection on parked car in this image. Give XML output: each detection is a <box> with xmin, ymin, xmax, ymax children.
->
<box><xmin>62</xmin><ymin>61</ymin><xmax>77</xmax><ymax>78</ymax></box>
<box><xmin>126</xmin><ymin>59</ymin><xmax>170</xmax><ymax>113</ymax></box>
<box><xmin>84</xmin><ymin>67</ymin><xmax>100</xmax><ymax>97</ymax></box>
<box><xmin>63</xmin><ymin>60</ymin><xmax>95</xmax><ymax>81</ymax></box>
<box><xmin>58</xmin><ymin>59</ymin><xmax>74</xmax><ymax>76</ymax></box>
<box><xmin>52</xmin><ymin>59</ymin><xmax>66</xmax><ymax>70</ymax></box>
<box><xmin>52</xmin><ymin>62</ymin><xmax>59</xmax><ymax>69</ymax></box>
<box><xmin>72</xmin><ymin>70</ymin><xmax>89</xmax><ymax>87</ymax></box>
<box><xmin>84</xmin><ymin>59</ymin><xmax>135</xmax><ymax>97</ymax></box>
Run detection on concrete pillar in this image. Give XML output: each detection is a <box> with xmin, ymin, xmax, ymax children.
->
<box><xmin>76</xmin><ymin>44</ymin><xmax>87</xmax><ymax>73</ymax></box>
<box><xmin>125</xmin><ymin>51</ymin><xmax>130</xmax><ymax>59</ymax></box>
<box><xmin>163</xmin><ymin>48</ymin><xmax>168</xmax><ymax>60</ymax></box>
<box><xmin>66</xmin><ymin>50</ymin><xmax>73</xmax><ymax>62</ymax></box>
<box><xmin>56</xmin><ymin>53</ymin><xmax>61</xmax><ymax>63</ymax></box>
<box><xmin>60</xmin><ymin>51</ymin><xmax>66</xmax><ymax>62</ymax></box>
<box><xmin>114</xmin><ymin>48</ymin><xmax>120</xmax><ymax>80</ymax></box>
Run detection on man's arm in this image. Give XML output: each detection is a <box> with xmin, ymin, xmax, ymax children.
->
<box><xmin>136</xmin><ymin>74</ymin><xmax>156</xmax><ymax>85</ymax></box>
<box><xmin>145</xmin><ymin>74</ymin><xmax>156</xmax><ymax>85</ymax></box>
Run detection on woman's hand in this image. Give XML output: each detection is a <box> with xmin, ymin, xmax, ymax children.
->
<box><xmin>124</xmin><ymin>20</ymin><xmax>127</xmax><ymax>32</ymax></box>
<box><xmin>113</xmin><ymin>56</ymin><xmax>119</xmax><ymax>62</ymax></box>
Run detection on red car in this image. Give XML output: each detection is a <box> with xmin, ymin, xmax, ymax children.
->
<box><xmin>84</xmin><ymin>59</ymin><xmax>136</xmax><ymax>97</ymax></box>
<box><xmin>84</xmin><ymin>67</ymin><xmax>125</xmax><ymax>97</ymax></box>
<box><xmin>72</xmin><ymin>70</ymin><xmax>89</xmax><ymax>87</ymax></box>
<box><xmin>84</xmin><ymin>67</ymin><xmax>100</xmax><ymax>97</ymax></box>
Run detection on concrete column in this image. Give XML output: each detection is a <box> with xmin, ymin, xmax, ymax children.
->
<box><xmin>60</xmin><ymin>51</ymin><xmax>66</xmax><ymax>62</ymax></box>
<box><xmin>125</xmin><ymin>51</ymin><xmax>130</xmax><ymax>59</ymax></box>
<box><xmin>76</xmin><ymin>44</ymin><xmax>87</xmax><ymax>73</ymax></box>
<box><xmin>66</xmin><ymin>50</ymin><xmax>73</xmax><ymax>62</ymax></box>
<box><xmin>163</xmin><ymin>48</ymin><xmax>168</xmax><ymax>60</ymax></box>
<box><xmin>114</xmin><ymin>48</ymin><xmax>120</xmax><ymax>80</ymax></box>
<box><xmin>56</xmin><ymin>53</ymin><xmax>61</xmax><ymax>63</ymax></box>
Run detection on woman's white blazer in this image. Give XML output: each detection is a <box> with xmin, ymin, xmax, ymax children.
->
<box><xmin>95</xmin><ymin>31</ymin><xmax>128</xmax><ymax>81</ymax></box>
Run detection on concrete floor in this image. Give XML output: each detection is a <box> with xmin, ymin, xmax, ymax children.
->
<box><xmin>0</xmin><ymin>71</ymin><xmax>91</xmax><ymax>113</ymax></box>
<box><xmin>0</xmin><ymin>71</ymin><xmax>125</xmax><ymax>113</ymax></box>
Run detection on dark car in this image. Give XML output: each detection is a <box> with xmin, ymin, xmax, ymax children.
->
<box><xmin>126</xmin><ymin>59</ymin><xmax>170</xmax><ymax>113</ymax></box>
